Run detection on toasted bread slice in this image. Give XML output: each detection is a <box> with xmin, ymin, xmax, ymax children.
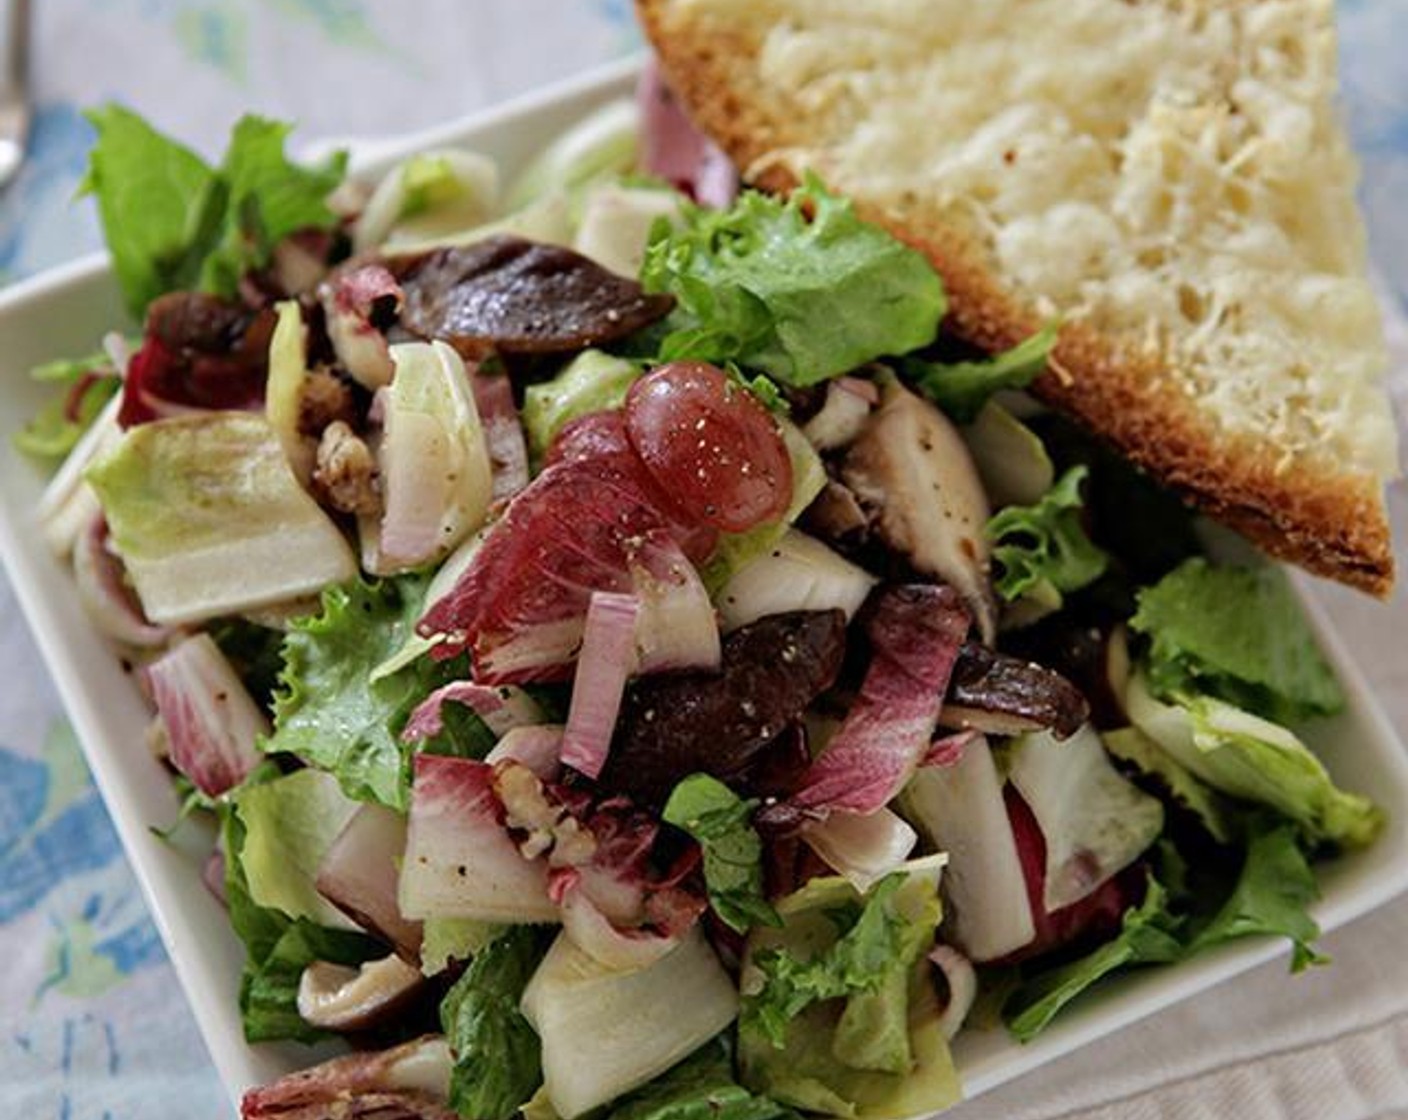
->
<box><xmin>639</xmin><ymin>0</ymin><xmax>1399</xmax><ymax>594</ymax></box>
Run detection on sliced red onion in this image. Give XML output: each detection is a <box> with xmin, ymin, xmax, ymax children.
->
<box><xmin>929</xmin><ymin>944</ymin><xmax>978</xmax><ymax>1040</ymax></box>
<box><xmin>317</xmin><ymin>804</ymin><xmax>424</xmax><ymax>959</ymax></box>
<box><xmin>802</xmin><ymin>807</ymin><xmax>918</xmax><ymax>893</ymax></box>
<box><xmin>561</xmin><ymin>592</ymin><xmax>640</xmax><ymax>780</ymax></box>
<box><xmin>402</xmin><ymin>681</ymin><xmax>546</xmax><ymax>743</ymax></box>
<box><xmin>320</xmin><ymin>264</ymin><xmax>403</xmax><ymax>390</ymax></box>
<box><xmin>398</xmin><ymin>754</ymin><xmax>557</xmax><ymax>923</ymax></box>
<box><xmin>637</xmin><ymin>60</ymin><xmax>739</xmax><ymax>208</ymax></box>
<box><xmin>802</xmin><ymin>378</ymin><xmax>876</xmax><ymax>451</ymax></box>
<box><xmin>72</xmin><ymin>514</ymin><xmax>170</xmax><ymax>648</ymax></box>
<box><xmin>241</xmin><ymin>1035</ymin><xmax>455</xmax><ymax>1120</ymax></box>
<box><xmin>470</xmin><ymin>370</ymin><xmax>530</xmax><ymax>502</ymax></box>
<box><xmin>630</xmin><ymin>534</ymin><xmax>720</xmax><ymax>673</ymax></box>
<box><xmin>788</xmin><ymin>584</ymin><xmax>970</xmax><ymax>816</ymax></box>
<box><xmin>417</xmin><ymin>411</ymin><xmax>715</xmax><ymax>684</ymax></box>
<box><xmin>144</xmin><ymin>633</ymin><xmax>269</xmax><ymax>798</ymax></box>
<box><xmin>486</xmin><ymin>724</ymin><xmax>564</xmax><ymax>780</ymax></box>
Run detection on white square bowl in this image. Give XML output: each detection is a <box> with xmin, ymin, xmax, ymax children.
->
<box><xmin>1</xmin><ymin>54</ymin><xmax>1407</xmax><ymax>1117</ymax></box>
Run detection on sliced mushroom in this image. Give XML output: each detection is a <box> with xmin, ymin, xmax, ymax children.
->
<box><xmin>941</xmin><ymin>642</ymin><xmax>1089</xmax><ymax>740</ymax></box>
<box><xmin>802</xmin><ymin>479</ymin><xmax>871</xmax><ymax>541</ymax></box>
<box><xmin>146</xmin><ymin>290</ymin><xmax>250</xmax><ymax>353</ymax></box>
<box><xmin>296</xmin><ymin>953</ymin><xmax>424</xmax><ymax>1032</ymax></box>
<box><xmin>801</xmin><ymin>378</ymin><xmax>876</xmax><ymax>451</ymax></box>
<box><xmin>394</xmin><ymin>235</ymin><xmax>674</xmax><ymax>359</ymax></box>
<box><xmin>842</xmin><ymin>376</ymin><xmax>997</xmax><ymax>641</ymax></box>
<box><xmin>1004</xmin><ymin>619</ymin><xmax>1132</xmax><ymax>730</ymax></box>
<box><xmin>601</xmin><ymin>610</ymin><xmax>848</xmax><ymax>806</ymax></box>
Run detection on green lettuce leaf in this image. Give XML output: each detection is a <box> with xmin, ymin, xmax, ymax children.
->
<box><xmin>1130</xmin><ymin>559</ymin><xmax>1345</xmax><ymax>724</ymax></box>
<box><xmin>521</xmin><ymin>349</ymin><xmax>640</xmax><ymax>462</ymax></box>
<box><xmin>1004</xmin><ymin>876</ymin><xmax>1185</xmax><ymax>1043</ymax></box>
<box><xmin>81</xmin><ymin>105</ymin><xmax>222</xmax><ymax>319</ymax></box>
<box><xmin>1182</xmin><ymin>696</ymin><xmax>1382</xmax><ymax>848</ymax></box>
<box><xmin>233</xmin><ymin>768</ymin><xmax>360</xmax><ymax>928</ymax></box>
<box><xmin>663</xmin><ymin>774</ymin><xmax>780</xmax><ymax>935</ymax></box>
<box><xmin>198</xmin><ymin>116</ymin><xmax>348</xmax><ymax>298</ymax></box>
<box><xmin>739</xmin><ymin>861</ymin><xmax>958</xmax><ymax>1117</ymax></box>
<box><xmin>12</xmin><ymin>352</ymin><xmax>121</xmax><ymax>462</ymax></box>
<box><xmin>223</xmin><ymin>798</ymin><xmax>381</xmax><ymax>1044</ymax></box>
<box><xmin>208</xmin><ymin>616</ymin><xmax>286</xmax><ymax>711</ymax></box>
<box><xmin>1128</xmin><ymin>674</ymin><xmax>1383</xmax><ymax>849</ymax></box>
<box><xmin>420</xmin><ymin>917</ymin><xmax>504</xmax><ymax>977</ymax></box>
<box><xmin>641</xmin><ymin>175</ymin><xmax>945</xmax><ymax>386</ymax></box>
<box><xmin>904</xmin><ymin>321</ymin><xmax>1058</xmax><ymax>424</ymax></box>
<box><xmin>742</xmin><ymin>859</ymin><xmax>944</xmax><ymax>1054</ymax></box>
<box><xmin>1186</xmin><ymin>818</ymin><xmax>1326</xmax><ymax>972</ymax></box>
<box><xmin>81</xmin><ymin>106</ymin><xmax>345</xmax><ymax>318</ymax></box>
<box><xmin>85</xmin><ymin>413</ymin><xmax>358</xmax><ymax>625</ymax></box>
<box><xmin>440</xmin><ymin>925</ymin><xmax>552</xmax><ymax>1120</ymax></box>
<box><xmin>606</xmin><ymin>1039</ymin><xmax>794</xmax><ymax>1120</ymax></box>
<box><xmin>1102</xmin><ymin>726</ymin><xmax>1236</xmax><ymax>845</ymax></box>
<box><xmin>265</xmin><ymin>576</ymin><xmax>492</xmax><ymax>811</ymax></box>
<box><xmin>744</xmin><ymin>875</ymin><xmax>907</xmax><ymax>1049</ymax></box>
<box><xmin>742</xmin><ymin>972</ymin><xmax>960</xmax><ymax>1119</ymax></box>
<box><xmin>1006</xmin><ymin>816</ymin><xmax>1328</xmax><ymax>1042</ymax></box>
<box><xmin>985</xmin><ymin>465</ymin><xmax>1108</xmax><ymax>602</ymax></box>
<box><xmin>400</xmin><ymin>152</ymin><xmax>475</xmax><ymax>219</ymax></box>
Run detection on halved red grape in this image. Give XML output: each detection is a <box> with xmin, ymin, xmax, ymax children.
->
<box><xmin>624</xmin><ymin>361</ymin><xmax>792</xmax><ymax>533</ymax></box>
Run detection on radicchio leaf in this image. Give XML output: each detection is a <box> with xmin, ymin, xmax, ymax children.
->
<box><xmin>241</xmin><ymin>1035</ymin><xmax>455</xmax><ymax>1119</ymax></box>
<box><xmin>145</xmin><ymin>632</ymin><xmax>268</xmax><ymax>797</ymax></box>
<box><xmin>417</xmin><ymin>412</ymin><xmax>715</xmax><ymax>684</ymax></box>
<box><xmin>785</xmin><ymin>584</ymin><xmax>970</xmax><ymax>818</ymax></box>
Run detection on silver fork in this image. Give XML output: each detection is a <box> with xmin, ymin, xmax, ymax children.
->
<box><xmin>0</xmin><ymin>0</ymin><xmax>30</xmax><ymax>188</ymax></box>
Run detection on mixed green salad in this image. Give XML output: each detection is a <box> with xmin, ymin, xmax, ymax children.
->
<box><xmin>20</xmin><ymin>65</ymin><xmax>1384</xmax><ymax>1120</ymax></box>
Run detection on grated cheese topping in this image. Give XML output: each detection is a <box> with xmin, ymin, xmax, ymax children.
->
<box><xmin>682</xmin><ymin>0</ymin><xmax>1398</xmax><ymax>478</ymax></box>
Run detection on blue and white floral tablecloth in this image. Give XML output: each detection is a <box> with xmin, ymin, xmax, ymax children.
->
<box><xmin>1</xmin><ymin>3</ymin><xmax>1406</xmax><ymax>1118</ymax></box>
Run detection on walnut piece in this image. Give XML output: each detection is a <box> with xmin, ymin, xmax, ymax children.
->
<box><xmin>313</xmin><ymin>420</ymin><xmax>381</xmax><ymax>517</ymax></box>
